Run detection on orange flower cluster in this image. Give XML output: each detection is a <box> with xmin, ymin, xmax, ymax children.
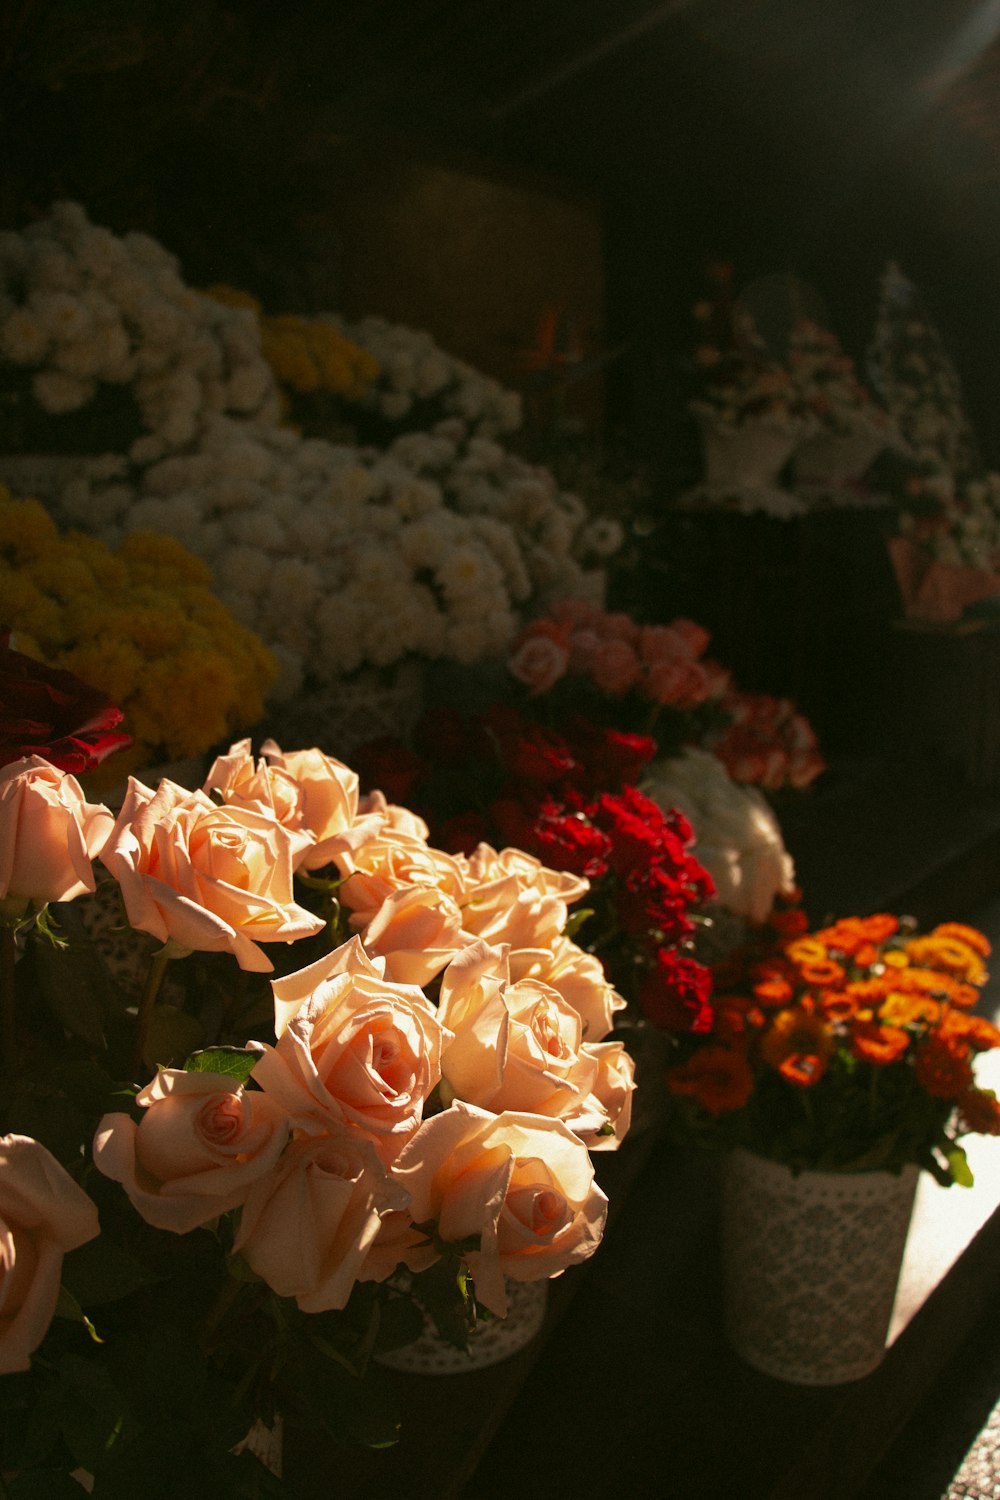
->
<box><xmin>668</xmin><ymin>914</ymin><xmax>1000</xmax><ymax>1133</ymax></box>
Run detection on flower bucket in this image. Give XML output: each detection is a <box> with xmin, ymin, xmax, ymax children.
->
<box><xmin>721</xmin><ymin>1148</ymin><xmax>919</xmax><ymax>1384</ymax></box>
<box><xmin>792</xmin><ymin>426</ymin><xmax>887</xmax><ymax>488</ymax></box>
<box><xmin>695</xmin><ymin>415</ymin><xmax>798</xmax><ymax>491</ymax></box>
<box><xmin>376</xmin><ymin>1279</ymin><xmax>548</xmax><ymax>1375</ymax></box>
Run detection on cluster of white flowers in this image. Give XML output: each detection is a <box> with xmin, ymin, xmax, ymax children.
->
<box><xmin>55</xmin><ymin>414</ymin><xmax>605</xmax><ymax>700</ymax></box>
<box><xmin>330</xmin><ymin>313</ymin><xmax>523</xmax><ymax>436</ymax></box>
<box><xmin>787</xmin><ymin>320</ymin><xmax>892</xmax><ymax>438</ymax></box>
<box><xmin>867</xmin><ymin>262</ymin><xmax>979</xmax><ymax>477</ymax></box>
<box><xmin>0</xmin><ymin>201</ymin><xmax>280</xmax><ymax>462</ymax></box>
<box><xmin>899</xmin><ymin>470</ymin><xmax>1000</xmax><ymax>569</ymax></box>
<box><xmin>0</xmin><ymin>206</ymin><xmax>615</xmax><ymax>698</ymax></box>
<box><xmin>643</xmin><ymin>747</ymin><xmax>796</xmax><ymax>925</ymax></box>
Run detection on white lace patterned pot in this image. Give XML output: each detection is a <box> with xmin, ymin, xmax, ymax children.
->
<box><xmin>694</xmin><ymin>411</ymin><xmax>800</xmax><ymax>491</ymax></box>
<box><xmin>376</xmin><ymin>1279</ymin><xmax>548</xmax><ymax>1375</ymax></box>
<box><xmin>792</xmin><ymin>425</ymin><xmax>887</xmax><ymax>488</ymax></box>
<box><xmin>721</xmin><ymin>1148</ymin><xmax>919</xmax><ymax>1385</ymax></box>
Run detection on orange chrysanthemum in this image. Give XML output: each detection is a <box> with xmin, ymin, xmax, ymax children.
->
<box><xmin>957</xmin><ymin>1088</ymin><xmax>1000</xmax><ymax>1136</ymax></box>
<box><xmin>904</xmin><ymin>935</ymin><xmax>988</xmax><ymax>987</ymax></box>
<box><xmin>715</xmin><ymin>996</ymin><xmax>767</xmax><ymax>1044</ymax></box>
<box><xmin>879</xmin><ymin>991</ymin><xmax>941</xmax><ymax>1027</ymax></box>
<box><xmin>931</xmin><ymin>922</ymin><xmax>991</xmax><ymax>959</ymax></box>
<box><xmin>784</xmin><ymin>937</ymin><xmax>828</xmax><ymax>967</ymax></box>
<box><xmin>851</xmin><ymin>1018</ymin><xmax>911</xmax><ymax>1066</ymax></box>
<box><xmin>797</xmin><ymin>958</ymin><xmax>847</xmax><ymax>988</ymax></box>
<box><xmin>819</xmin><ymin>990</ymin><xmax>861</xmax><ymax>1023</ymax></box>
<box><xmin>760</xmin><ymin>1006</ymin><xmax>834</xmax><ymax>1087</ymax></box>
<box><xmin>752</xmin><ymin>977</ymin><xmax>794</xmax><ymax>1008</ymax></box>
<box><xmin>914</xmin><ymin>1034</ymin><xmax>975</xmax><ymax>1100</ymax></box>
<box><xmin>940</xmin><ymin>1011</ymin><xmax>1000</xmax><ymax>1052</ymax></box>
<box><xmin>667</xmin><ymin>1046</ymin><xmax>755</xmax><ymax>1115</ymax></box>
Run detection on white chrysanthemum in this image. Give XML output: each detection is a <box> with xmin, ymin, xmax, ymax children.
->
<box><xmin>1</xmin><ymin>307</ymin><xmax>49</xmax><ymax>363</ymax></box>
<box><xmin>31</xmin><ymin>368</ymin><xmax>94</xmax><ymax>412</ymax></box>
<box><xmin>214</xmin><ymin>545</ymin><xmax>273</xmax><ymax>597</ymax></box>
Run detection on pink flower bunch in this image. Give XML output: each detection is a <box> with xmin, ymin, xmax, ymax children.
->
<box><xmin>508</xmin><ymin>599</ymin><xmax>730</xmax><ymax>710</ymax></box>
<box><xmin>706</xmin><ymin>690</ymin><xmax>826</xmax><ymax>791</ymax></box>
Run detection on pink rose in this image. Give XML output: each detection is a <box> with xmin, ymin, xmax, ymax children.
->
<box><xmin>233</xmin><ymin>1129</ymin><xmax>407</xmax><ymax>1312</ymax></box>
<box><xmin>250</xmin><ymin>936</ymin><xmax>448</xmax><ymax>1155</ymax></box>
<box><xmin>507</xmin><ymin>623</ymin><xmax>570</xmax><ymax>695</ymax></box>
<box><xmin>92</xmin><ymin>1070</ymin><xmax>290</xmax><ymax>1233</ymax></box>
<box><xmin>0</xmin><ymin>1134</ymin><xmax>100</xmax><ymax>1373</ymax></box>
<box><xmin>100</xmin><ymin>777</ymin><xmax>325</xmax><ymax>971</ymax></box>
<box><xmin>0</xmin><ymin>756</ymin><xmax>113</xmax><ymax>911</ymax></box>
<box><xmin>384</xmin><ymin>1102</ymin><xmax>607</xmax><ymax>1316</ymax></box>
<box><xmin>579</xmin><ymin>1041</ymin><xmax>635</xmax><ymax>1150</ymax></box>
<box><xmin>589</xmin><ymin>639</ymin><xmax>641</xmax><ymax>696</ymax></box>
<box><xmin>645</xmin><ymin>658</ymin><xmax>711</xmax><ymax>708</ymax></box>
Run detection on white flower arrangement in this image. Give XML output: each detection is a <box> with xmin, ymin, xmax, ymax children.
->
<box><xmin>0</xmin><ymin>206</ymin><xmax>613</xmax><ymax>700</ymax></box>
<box><xmin>787</xmin><ymin>319</ymin><xmax>893</xmax><ymax>439</ymax></box>
<box><xmin>898</xmin><ymin>470</ymin><xmax>1000</xmax><ymax>570</ymax></box>
<box><xmin>0</xmin><ymin>201</ymin><xmax>280</xmax><ymax>459</ymax></box>
<box><xmin>642</xmin><ymin>747</ymin><xmax>797</xmax><ymax>925</ymax></box>
<box><xmin>330</xmin><ymin>312</ymin><xmax>523</xmax><ymax>437</ymax></box>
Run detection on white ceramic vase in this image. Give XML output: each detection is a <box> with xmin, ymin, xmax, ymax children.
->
<box><xmin>792</xmin><ymin>425</ymin><xmax>887</xmax><ymax>488</ymax></box>
<box><xmin>721</xmin><ymin>1148</ymin><xmax>919</xmax><ymax>1385</ymax></box>
<box><xmin>376</xmin><ymin>1279</ymin><xmax>548</xmax><ymax>1375</ymax></box>
<box><xmin>695</xmin><ymin>413</ymin><xmax>799</xmax><ymax>491</ymax></box>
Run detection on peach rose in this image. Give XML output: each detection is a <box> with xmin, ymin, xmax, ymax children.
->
<box><xmin>508</xmin><ymin>935</ymin><xmax>625</xmax><ymax>1042</ymax></box>
<box><xmin>0</xmin><ymin>756</ymin><xmax>113</xmax><ymax>911</ymax></box>
<box><xmin>92</xmin><ymin>1070</ymin><xmax>290</xmax><ymax>1233</ymax></box>
<box><xmin>357</xmin><ymin>787</ymin><xmax>429</xmax><ymax>841</ymax></box>
<box><xmin>249</xmin><ymin>936</ymin><xmax>448</xmax><ymax>1154</ymax></box>
<box><xmin>590</xmin><ymin>638</ymin><xmax>641</xmax><ymax>696</ymax></box>
<box><xmin>356</xmin><ymin>884</ymin><xmax>469</xmax><ymax>986</ymax></box>
<box><xmin>260</xmin><ymin>740</ymin><xmax>383</xmax><ymax>869</ymax></box>
<box><xmin>100</xmin><ymin>777</ymin><xmax>325</xmax><ymax>971</ymax></box>
<box><xmin>578</xmin><ymin>1040</ymin><xmax>635</xmax><ymax>1150</ymax></box>
<box><xmin>385</xmin><ymin>1102</ymin><xmax>607</xmax><ymax>1316</ymax></box>
<box><xmin>507</xmin><ymin>622</ymin><xmax>570</xmax><ymax>695</ymax></box>
<box><xmin>0</xmin><ymin>1134</ymin><xmax>100</xmax><ymax>1373</ymax></box>
<box><xmin>336</xmin><ymin>827</ymin><xmax>467</xmax><ymax>919</ymax></box>
<box><xmin>233</xmin><ymin>1129</ymin><xmax>407</xmax><ymax>1312</ymax></box>
<box><xmin>439</xmin><ymin>957</ymin><xmax>626</xmax><ymax>1143</ymax></box>
<box><xmin>459</xmin><ymin>844</ymin><xmax>588</xmax><ymax>952</ymax></box>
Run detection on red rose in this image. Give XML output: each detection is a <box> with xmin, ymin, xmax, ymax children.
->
<box><xmin>0</xmin><ymin>633</ymin><xmax>132</xmax><ymax>774</ymax></box>
<box><xmin>499</xmin><ymin>725</ymin><xmax>577</xmax><ymax>785</ymax></box>
<box><xmin>565</xmin><ymin>716</ymin><xmax>657</xmax><ymax>790</ymax></box>
<box><xmin>639</xmin><ymin>951</ymin><xmax>715</xmax><ymax>1034</ymax></box>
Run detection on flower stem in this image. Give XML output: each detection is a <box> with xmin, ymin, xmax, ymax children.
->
<box><xmin>1</xmin><ymin>921</ymin><xmax>18</xmax><ymax>1071</ymax></box>
<box><xmin>130</xmin><ymin>943</ymin><xmax>173</xmax><ymax>1081</ymax></box>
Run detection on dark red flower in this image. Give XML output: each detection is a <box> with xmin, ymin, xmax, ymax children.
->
<box><xmin>564</xmin><ymin>715</ymin><xmax>657</xmax><ymax>790</ymax></box>
<box><xmin>352</xmin><ymin>736</ymin><xmax>429</xmax><ymax>804</ymax></box>
<box><xmin>639</xmin><ymin>950</ymin><xmax>715</xmax><ymax>1034</ymax></box>
<box><xmin>438</xmin><ymin>810</ymin><xmax>493</xmax><ymax>855</ymax></box>
<box><xmin>413</xmin><ymin>707</ymin><xmax>489</xmax><ymax>766</ymax></box>
<box><xmin>499</xmin><ymin>724</ymin><xmax>577</xmax><ymax>785</ymax></box>
<box><xmin>0</xmin><ymin>632</ymin><xmax>132</xmax><ymax>775</ymax></box>
<box><xmin>528</xmin><ymin>799</ymin><xmax>612</xmax><ymax>879</ymax></box>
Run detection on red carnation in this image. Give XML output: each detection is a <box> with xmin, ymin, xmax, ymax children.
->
<box><xmin>640</xmin><ymin>950</ymin><xmax>715</xmax><ymax>1034</ymax></box>
<box><xmin>528</xmin><ymin>800</ymin><xmax>613</xmax><ymax>879</ymax></box>
<box><xmin>0</xmin><ymin>632</ymin><xmax>132</xmax><ymax>775</ymax></box>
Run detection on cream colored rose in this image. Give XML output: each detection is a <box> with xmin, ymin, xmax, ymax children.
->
<box><xmin>92</xmin><ymin>1070</ymin><xmax>290</xmax><ymax>1233</ymax></box>
<box><xmin>578</xmin><ymin>1040</ymin><xmax>635</xmax><ymax>1150</ymax></box>
<box><xmin>386</xmin><ymin>1102</ymin><xmax>607</xmax><ymax>1316</ymax></box>
<box><xmin>250</xmin><ymin>936</ymin><xmax>448</xmax><ymax>1155</ymax></box>
<box><xmin>358</xmin><ymin>787</ymin><xmax>429</xmax><ymax>841</ymax></box>
<box><xmin>508</xmin><ymin>935</ymin><xmax>625</xmax><ymax>1042</ymax></box>
<box><xmin>0</xmin><ymin>1134</ymin><xmax>100</xmax><ymax>1373</ymax></box>
<box><xmin>336</xmin><ymin>826</ymin><xmax>467</xmax><ymax>920</ymax></box>
<box><xmin>100</xmin><ymin>777</ymin><xmax>325</xmax><ymax>971</ymax></box>
<box><xmin>260</xmin><ymin>740</ymin><xmax>384</xmax><ymax>869</ymax></box>
<box><xmin>459</xmin><ymin>844</ymin><xmax>588</xmax><ymax>952</ymax></box>
<box><xmin>0</xmin><ymin>756</ymin><xmax>113</xmax><ymax>911</ymax></box>
<box><xmin>439</xmin><ymin>959</ymin><xmax>626</xmax><ymax>1145</ymax></box>
<box><xmin>354</xmin><ymin>885</ymin><xmax>469</xmax><ymax>986</ymax></box>
<box><xmin>233</xmin><ymin>1128</ymin><xmax>407</xmax><ymax>1312</ymax></box>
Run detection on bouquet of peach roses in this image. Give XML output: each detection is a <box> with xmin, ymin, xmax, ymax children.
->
<box><xmin>0</xmin><ymin>706</ymin><xmax>633</xmax><ymax>1491</ymax></box>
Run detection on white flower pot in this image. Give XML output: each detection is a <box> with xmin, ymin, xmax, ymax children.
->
<box><xmin>273</xmin><ymin>659</ymin><xmax>425</xmax><ymax>760</ymax></box>
<box><xmin>792</xmin><ymin>426</ymin><xmax>887</xmax><ymax>488</ymax></box>
<box><xmin>721</xmin><ymin>1148</ymin><xmax>919</xmax><ymax>1385</ymax></box>
<box><xmin>696</xmin><ymin>416</ymin><xmax>798</xmax><ymax>491</ymax></box>
<box><xmin>376</xmin><ymin>1278</ymin><xmax>548</xmax><ymax>1374</ymax></box>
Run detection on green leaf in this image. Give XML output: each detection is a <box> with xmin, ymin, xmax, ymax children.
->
<box><xmin>948</xmin><ymin>1143</ymin><xmax>975</xmax><ymax>1188</ymax></box>
<box><xmin>61</xmin><ymin>1237</ymin><xmax>161</xmax><ymax>1309</ymax></box>
<box><xmin>29</xmin><ymin>937</ymin><xmax>114</xmax><ymax>1050</ymax></box>
<box><xmin>51</xmin><ymin>1354</ymin><xmax>127</xmax><ymax>1475</ymax></box>
<box><xmin>284</xmin><ymin>1338</ymin><xmax>400</xmax><ymax>1450</ymax></box>
<box><xmin>4</xmin><ymin>1473</ymin><xmax>89</xmax><ymax>1498</ymax></box>
<box><xmin>563</xmin><ymin>907</ymin><xmax>595</xmax><ymax>939</ymax></box>
<box><xmin>143</xmin><ymin>1005</ymin><xmax>204</xmax><ymax>1070</ymax></box>
<box><xmin>53</xmin><ymin>1285</ymin><xmax>103</xmax><ymax>1345</ymax></box>
<box><xmin>183</xmin><ymin>1047</ymin><xmax>259</xmax><ymax>1085</ymax></box>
